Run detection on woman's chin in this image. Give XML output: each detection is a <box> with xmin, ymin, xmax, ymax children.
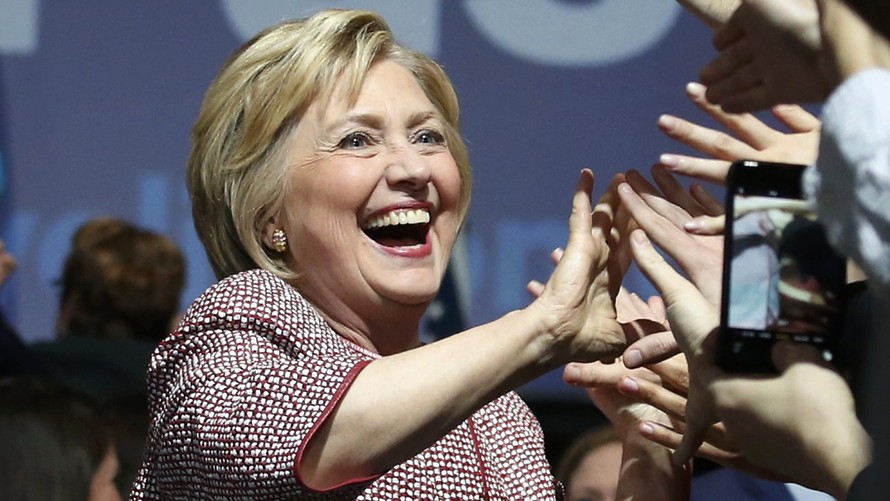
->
<box><xmin>377</xmin><ymin>284</ymin><xmax>440</xmax><ymax>308</ymax></box>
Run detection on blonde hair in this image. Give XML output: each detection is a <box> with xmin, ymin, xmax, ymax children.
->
<box><xmin>188</xmin><ymin>9</ymin><xmax>471</xmax><ymax>280</ymax></box>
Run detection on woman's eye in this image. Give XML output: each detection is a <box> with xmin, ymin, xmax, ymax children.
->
<box><xmin>338</xmin><ymin>132</ymin><xmax>372</xmax><ymax>150</ymax></box>
<box><xmin>414</xmin><ymin>129</ymin><xmax>445</xmax><ymax>145</ymax></box>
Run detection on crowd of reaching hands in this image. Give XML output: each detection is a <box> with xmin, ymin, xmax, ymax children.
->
<box><xmin>558</xmin><ymin>0</ymin><xmax>888</xmax><ymax>499</ymax></box>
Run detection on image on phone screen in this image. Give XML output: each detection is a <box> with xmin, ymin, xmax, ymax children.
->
<box><xmin>726</xmin><ymin>196</ymin><xmax>843</xmax><ymax>336</ymax></box>
<box><xmin>719</xmin><ymin>161</ymin><xmax>847</xmax><ymax>373</ymax></box>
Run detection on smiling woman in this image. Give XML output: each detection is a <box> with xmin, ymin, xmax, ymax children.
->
<box><xmin>131</xmin><ymin>8</ymin><xmax>634</xmax><ymax>500</ymax></box>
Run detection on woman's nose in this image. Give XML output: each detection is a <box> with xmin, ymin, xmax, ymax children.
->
<box><xmin>385</xmin><ymin>146</ymin><xmax>432</xmax><ymax>189</ymax></box>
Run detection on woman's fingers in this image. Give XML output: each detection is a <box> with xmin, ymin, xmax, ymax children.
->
<box><xmin>647</xmin><ymin>354</ymin><xmax>691</xmax><ymax>396</ymax></box>
<box><xmin>618</xmin><ymin>375</ymin><xmax>687</xmax><ymax>421</ymax></box>
<box><xmin>542</xmin><ymin>169</ymin><xmax>628</xmax><ymax>361</ymax></box>
<box><xmin>672</xmin><ymin>392</ymin><xmax>719</xmax><ymax>465</ymax></box>
<box><xmin>639</xmin><ymin>421</ymin><xmax>742</xmax><ymax>464</ymax></box>
<box><xmin>689</xmin><ymin>184</ymin><xmax>725</xmax><ymax>217</ymax></box>
<box><xmin>651</xmin><ymin>165</ymin><xmax>709</xmax><ymax>218</ymax></box>
<box><xmin>683</xmin><ymin>214</ymin><xmax>726</xmax><ymax>235</ymax></box>
<box><xmin>526</xmin><ymin>280</ymin><xmax>545</xmax><ymax>298</ymax></box>
<box><xmin>770</xmin><ymin>104</ymin><xmax>820</xmax><ymax>133</ymax></box>
<box><xmin>685</xmin><ymin>81</ymin><xmax>779</xmax><ymax>150</ymax></box>
<box><xmin>659</xmin><ymin>155</ymin><xmax>732</xmax><ymax>185</ymax></box>
<box><xmin>658</xmin><ymin>113</ymin><xmax>757</xmax><ymax>163</ymax></box>
<box><xmin>623</xmin><ymin>331</ymin><xmax>681</xmax><ymax>368</ymax></box>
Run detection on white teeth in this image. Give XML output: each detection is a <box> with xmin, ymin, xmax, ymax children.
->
<box><xmin>364</xmin><ymin>209</ymin><xmax>431</xmax><ymax>229</ymax></box>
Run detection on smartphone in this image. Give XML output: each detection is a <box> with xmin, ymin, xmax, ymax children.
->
<box><xmin>717</xmin><ymin>160</ymin><xmax>847</xmax><ymax>373</ymax></box>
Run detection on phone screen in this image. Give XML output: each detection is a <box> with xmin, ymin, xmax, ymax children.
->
<box><xmin>718</xmin><ymin>161</ymin><xmax>846</xmax><ymax>373</ymax></box>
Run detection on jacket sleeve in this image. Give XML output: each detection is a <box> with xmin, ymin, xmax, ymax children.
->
<box><xmin>134</xmin><ymin>270</ymin><xmax>377</xmax><ymax>500</ymax></box>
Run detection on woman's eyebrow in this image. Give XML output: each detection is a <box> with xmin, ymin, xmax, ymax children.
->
<box><xmin>326</xmin><ymin>112</ymin><xmax>385</xmax><ymax>133</ymax></box>
<box><xmin>406</xmin><ymin>110</ymin><xmax>440</xmax><ymax>128</ymax></box>
<box><xmin>326</xmin><ymin>110</ymin><xmax>440</xmax><ymax>134</ymax></box>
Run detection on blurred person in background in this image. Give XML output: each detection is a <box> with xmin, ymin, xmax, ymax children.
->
<box><xmin>0</xmin><ymin>376</ymin><xmax>122</xmax><ymax>501</ymax></box>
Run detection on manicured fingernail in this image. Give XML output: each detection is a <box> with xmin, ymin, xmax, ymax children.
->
<box><xmin>624</xmin><ymin>349</ymin><xmax>643</xmax><ymax>367</ymax></box>
<box><xmin>631</xmin><ymin>230</ymin><xmax>649</xmax><ymax>245</ymax></box>
<box><xmin>660</xmin><ymin>154</ymin><xmax>680</xmax><ymax>167</ymax></box>
<box><xmin>684</xmin><ymin>219</ymin><xmax>701</xmax><ymax>231</ymax></box>
<box><xmin>686</xmin><ymin>81</ymin><xmax>706</xmax><ymax>97</ymax></box>
<box><xmin>619</xmin><ymin>183</ymin><xmax>633</xmax><ymax>194</ymax></box>
<box><xmin>657</xmin><ymin>114</ymin><xmax>677</xmax><ymax>129</ymax></box>
<box><xmin>640</xmin><ymin>422</ymin><xmax>655</xmax><ymax>436</ymax></box>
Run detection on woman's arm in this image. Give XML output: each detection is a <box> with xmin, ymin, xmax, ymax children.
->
<box><xmin>301</xmin><ymin>169</ymin><xmax>629</xmax><ymax>489</ymax></box>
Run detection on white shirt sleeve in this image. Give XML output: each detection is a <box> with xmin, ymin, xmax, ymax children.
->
<box><xmin>803</xmin><ymin>68</ymin><xmax>890</xmax><ymax>288</ymax></box>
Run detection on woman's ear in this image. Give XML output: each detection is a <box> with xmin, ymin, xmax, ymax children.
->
<box><xmin>261</xmin><ymin>220</ymin><xmax>279</xmax><ymax>250</ymax></box>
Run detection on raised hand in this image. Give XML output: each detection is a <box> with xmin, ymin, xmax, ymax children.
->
<box><xmin>708</xmin><ymin>342</ymin><xmax>870</xmax><ymax>497</ymax></box>
<box><xmin>565</xmin><ymin>349</ymin><xmax>692</xmax><ymax>499</ymax></box>
<box><xmin>658</xmin><ymin>82</ymin><xmax>820</xmax><ymax>184</ymax></box>
<box><xmin>620</xmin><ymin>169</ymin><xmax>724</xmax><ymax>306</ymax></box>
<box><xmin>700</xmin><ymin>0</ymin><xmax>827</xmax><ymax>112</ymax></box>
<box><xmin>626</xmin><ymin>228</ymin><xmax>722</xmax><ymax>465</ymax></box>
<box><xmin>627</xmin><ymin>226</ymin><xmax>869</xmax><ymax>498</ymax></box>
<box><xmin>529</xmin><ymin>169</ymin><xmax>627</xmax><ymax>363</ymax></box>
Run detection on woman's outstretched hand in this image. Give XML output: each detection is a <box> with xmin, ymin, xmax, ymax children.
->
<box><xmin>527</xmin><ymin>169</ymin><xmax>628</xmax><ymax>365</ymax></box>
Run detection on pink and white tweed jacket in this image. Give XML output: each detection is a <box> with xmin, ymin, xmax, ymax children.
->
<box><xmin>131</xmin><ymin>269</ymin><xmax>559</xmax><ymax>500</ymax></box>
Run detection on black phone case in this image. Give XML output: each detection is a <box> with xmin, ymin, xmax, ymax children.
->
<box><xmin>717</xmin><ymin>160</ymin><xmax>847</xmax><ymax>373</ymax></box>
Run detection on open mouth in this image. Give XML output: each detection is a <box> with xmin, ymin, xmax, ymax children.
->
<box><xmin>362</xmin><ymin>208</ymin><xmax>431</xmax><ymax>247</ymax></box>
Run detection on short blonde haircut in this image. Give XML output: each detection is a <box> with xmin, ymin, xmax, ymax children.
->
<box><xmin>188</xmin><ymin>9</ymin><xmax>472</xmax><ymax>280</ymax></box>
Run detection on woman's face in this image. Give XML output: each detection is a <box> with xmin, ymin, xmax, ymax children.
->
<box><xmin>276</xmin><ymin>59</ymin><xmax>462</xmax><ymax>337</ymax></box>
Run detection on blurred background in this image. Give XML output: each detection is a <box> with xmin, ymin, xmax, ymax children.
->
<box><xmin>0</xmin><ymin>0</ymin><xmax>719</xmax><ymax>421</ymax></box>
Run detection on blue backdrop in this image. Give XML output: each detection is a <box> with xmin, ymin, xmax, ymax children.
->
<box><xmin>0</xmin><ymin>0</ymin><xmax>720</xmax><ymax>399</ymax></box>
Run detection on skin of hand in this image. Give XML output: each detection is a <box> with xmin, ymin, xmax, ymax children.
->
<box><xmin>565</xmin><ymin>290</ymin><xmax>691</xmax><ymax>501</ymax></box>
<box><xmin>611</xmin><ymin>170</ymin><xmax>724</xmax><ymax>366</ymax></box>
<box><xmin>701</xmin><ymin>0</ymin><xmax>890</xmax><ymax>113</ymax></box>
<box><xmin>657</xmin><ymin>82</ymin><xmax>819</xmax><ymax>236</ymax></box>
<box><xmin>568</xmin><ymin>341</ymin><xmax>789</xmax><ymax>483</ymax></box>
<box><xmin>708</xmin><ymin>342</ymin><xmax>871</xmax><ymax>499</ymax></box>
<box><xmin>625</xmin><ymin>227</ymin><xmax>729</xmax><ymax>466</ymax></box>
<box><xmin>567</xmin><ymin>291</ymin><xmax>785</xmax><ymax>490</ymax></box>
<box><xmin>586</xmin><ymin>382</ymin><xmax>691</xmax><ymax>501</ymax></box>
<box><xmin>817</xmin><ymin>0</ymin><xmax>890</xmax><ymax>82</ymax></box>
<box><xmin>525</xmin><ymin>169</ymin><xmax>629</xmax><ymax>363</ymax></box>
<box><xmin>628</xmin><ymin>227</ymin><xmax>870</xmax><ymax>498</ymax></box>
<box><xmin>577</xmin><ymin>292</ymin><xmax>793</xmax><ymax>483</ymax></box>
<box><xmin>675</xmin><ymin>0</ymin><xmax>741</xmax><ymax>29</ymax></box>
<box><xmin>303</xmin><ymin>170</ymin><xmax>629</xmax><ymax>488</ymax></box>
<box><xmin>701</xmin><ymin>0</ymin><xmax>828</xmax><ymax>112</ymax></box>
<box><xmin>620</xmin><ymin>171</ymin><xmax>724</xmax><ymax>309</ymax></box>
<box><xmin>527</xmin><ymin>173</ymin><xmax>636</xmax><ymax>356</ymax></box>
<box><xmin>0</xmin><ymin>241</ymin><xmax>17</xmax><ymax>289</ymax></box>
<box><xmin>658</xmin><ymin>82</ymin><xmax>820</xmax><ymax>186</ymax></box>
